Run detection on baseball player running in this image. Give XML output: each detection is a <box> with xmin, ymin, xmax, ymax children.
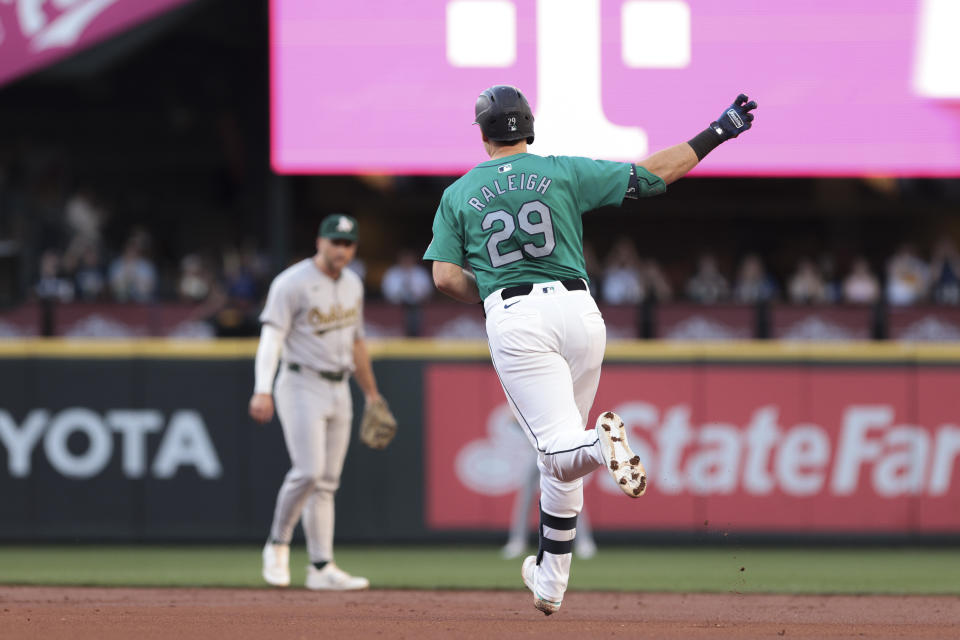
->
<box><xmin>250</xmin><ymin>214</ymin><xmax>381</xmax><ymax>590</ymax></box>
<box><xmin>424</xmin><ymin>85</ymin><xmax>757</xmax><ymax>615</ymax></box>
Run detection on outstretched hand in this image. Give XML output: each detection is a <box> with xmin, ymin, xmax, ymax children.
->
<box><xmin>711</xmin><ymin>94</ymin><xmax>757</xmax><ymax>141</ymax></box>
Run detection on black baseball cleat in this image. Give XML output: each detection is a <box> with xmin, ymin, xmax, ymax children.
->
<box><xmin>596</xmin><ymin>411</ymin><xmax>647</xmax><ymax>497</ymax></box>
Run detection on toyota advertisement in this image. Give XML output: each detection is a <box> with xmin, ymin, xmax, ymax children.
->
<box><xmin>426</xmin><ymin>363</ymin><xmax>960</xmax><ymax>534</ymax></box>
<box><xmin>272</xmin><ymin>0</ymin><xmax>960</xmax><ymax>176</ymax></box>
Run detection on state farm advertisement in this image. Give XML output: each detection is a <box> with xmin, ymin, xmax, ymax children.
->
<box><xmin>426</xmin><ymin>364</ymin><xmax>960</xmax><ymax>534</ymax></box>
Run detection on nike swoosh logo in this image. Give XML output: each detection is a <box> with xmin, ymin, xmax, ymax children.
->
<box><xmin>504</xmin><ymin>300</ymin><xmax>521</xmax><ymax>309</ymax></box>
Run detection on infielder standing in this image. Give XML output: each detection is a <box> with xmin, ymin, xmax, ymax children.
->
<box><xmin>424</xmin><ymin>85</ymin><xmax>757</xmax><ymax>615</ymax></box>
<box><xmin>250</xmin><ymin>214</ymin><xmax>379</xmax><ymax>590</ymax></box>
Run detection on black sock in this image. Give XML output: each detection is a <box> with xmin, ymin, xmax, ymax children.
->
<box><xmin>271</xmin><ymin>538</ymin><xmax>286</xmax><ymax>546</ymax></box>
<box><xmin>537</xmin><ymin>504</ymin><xmax>577</xmax><ymax>565</ymax></box>
<box><xmin>312</xmin><ymin>561</ymin><xmax>329</xmax><ymax>571</ymax></box>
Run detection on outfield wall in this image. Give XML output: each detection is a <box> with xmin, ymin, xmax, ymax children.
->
<box><xmin>1</xmin><ymin>340</ymin><xmax>959</xmax><ymax>542</ymax></box>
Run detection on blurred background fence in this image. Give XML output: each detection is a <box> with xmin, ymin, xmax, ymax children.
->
<box><xmin>2</xmin><ymin>340</ymin><xmax>959</xmax><ymax>543</ymax></box>
<box><xmin>10</xmin><ymin>299</ymin><xmax>960</xmax><ymax>341</ymax></box>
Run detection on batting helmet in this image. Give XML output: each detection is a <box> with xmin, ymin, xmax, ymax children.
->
<box><xmin>474</xmin><ymin>85</ymin><xmax>534</xmax><ymax>144</ymax></box>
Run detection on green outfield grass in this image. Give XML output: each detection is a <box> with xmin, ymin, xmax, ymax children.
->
<box><xmin>0</xmin><ymin>546</ymin><xmax>958</xmax><ymax>594</ymax></box>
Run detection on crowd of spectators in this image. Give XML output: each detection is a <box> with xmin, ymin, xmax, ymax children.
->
<box><xmin>362</xmin><ymin>238</ymin><xmax>960</xmax><ymax>310</ymax></box>
<box><xmin>28</xmin><ymin>188</ymin><xmax>960</xmax><ymax>313</ymax></box>
<box><xmin>35</xmin><ymin>233</ymin><xmax>159</xmax><ymax>306</ymax></box>
<box><xmin>33</xmin><ymin>233</ymin><xmax>960</xmax><ymax>313</ymax></box>
<box><xmin>26</xmin><ymin>186</ymin><xmax>276</xmax><ymax>335</ymax></box>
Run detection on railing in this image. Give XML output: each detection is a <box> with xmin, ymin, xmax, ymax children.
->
<box><xmin>4</xmin><ymin>300</ymin><xmax>960</xmax><ymax>341</ymax></box>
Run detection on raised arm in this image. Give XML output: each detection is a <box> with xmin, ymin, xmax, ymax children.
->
<box><xmin>640</xmin><ymin>94</ymin><xmax>758</xmax><ymax>185</ymax></box>
<box><xmin>637</xmin><ymin>143</ymin><xmax>699</xmax><ymax>186</ymax></box>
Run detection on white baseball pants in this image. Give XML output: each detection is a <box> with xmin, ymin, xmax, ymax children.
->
<box><xmin>484</xmin><ymin>280</ymin><xmax>608</xmax><ymax>601</ymax></box>
<box><xmin>269</xmin><ymin>367</ymin><xmax>352</xmax><ymax>563</ymax></box>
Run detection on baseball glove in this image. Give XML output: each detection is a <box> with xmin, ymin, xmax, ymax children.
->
<box><xmin>360</xmin><ymin>396</ymin><xmax>397</xmax><ymax>450</ymax></box>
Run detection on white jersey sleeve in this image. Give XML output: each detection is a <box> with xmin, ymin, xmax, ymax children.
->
<box><xmin>253</xmin><ymin>323</ymin><xmax>284</xmax><ymax>394</ymax></box>
<box><xmin>259</xmin><ymin>270</ymin><xmax>298</xmax><ymax>333</ymax></box>
<box><xmin>355</xmin><ymin>291</ymin><xmax>366</xmax><ymax>340</ymax></box>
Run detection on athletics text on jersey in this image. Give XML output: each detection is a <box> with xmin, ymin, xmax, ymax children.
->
<box><xmin>259</xmin><ymin>259</ymin><xmax>364</xmax><ymax>372</ymax></box>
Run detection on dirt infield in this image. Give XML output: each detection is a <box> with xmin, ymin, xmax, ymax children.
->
<box><xmin>1</xmin><ymin>586</ymin><xmax>958</xmax><ymax>639</ymax></box>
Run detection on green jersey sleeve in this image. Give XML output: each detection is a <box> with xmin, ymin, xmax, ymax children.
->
<box><xmin>556</xmin><ymin>157</ymin><xmax>666</xmax><ymax>213</ymax></box>
<box><xmin>423</xmin><ymin>192</ymin><xmax>464</xmax><ymax>266</ymax></box>
<box><xmin>632</xmin><ymin>165</ymin><xmax>667</xmax><ymax>198</ymax></box>
<box><xmin>563</xmin><ymin>157</ymin><xmax>633</xmax><ymax>212</ymax></box>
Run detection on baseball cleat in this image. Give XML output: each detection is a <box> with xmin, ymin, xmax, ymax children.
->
<box><xmin>305</xmin><ymin>562</ymin><xmax>370</xmax><ymax>591</ymax></box>
<box><xmin>596</xmin><ymin>411</ymin><xmax>647</xmax><ymax>497</ymax></box>
<box><xmin>521</xmin><ymin>555</ymin><xmax>562</xmax><ymax>616</ymax></box>
<box><xmin>262</xmin><ymin>542</ymin><xmax>290</xmax><ymax>587</ymax></box>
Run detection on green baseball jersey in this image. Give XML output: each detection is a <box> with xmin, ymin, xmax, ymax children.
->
<box><xmin>424</xmin><ymin>153</ymin><xmax>666</xmax><ymax>300</ymax></box>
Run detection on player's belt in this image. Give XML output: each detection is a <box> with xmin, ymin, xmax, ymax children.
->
<box><xmin>501</xmin><ymin>278</ymin><xmax>587</xmax><ymax>300</ymax></box>
<box><xmin>287</xmin><ymin>362</ymin><xmax>346</xmax><ymax>382</ymax></box>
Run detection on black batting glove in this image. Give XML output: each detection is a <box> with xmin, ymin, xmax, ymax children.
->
<box><xmin>710</xmin><ymin>93</ymin><xmax>757</xmax><ymax>141</ymax></box>
<box><xmin>688</xmin><ymin>93</ymin><xmax>758</xmax><ymax>160</ymax></box>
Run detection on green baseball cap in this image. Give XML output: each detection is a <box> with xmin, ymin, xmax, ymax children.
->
<box><xmin>318</xmin><ymin>214</ymin><xmax>359</xmax><ymax>242</ymax></box>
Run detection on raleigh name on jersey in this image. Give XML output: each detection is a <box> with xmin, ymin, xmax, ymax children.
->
<box><xmin>425</xmin><ymin>153</ymin><xmax>665</xmax><ymax>300</ymax></box>
<box><xmin>466</xmin><ymin>170</ymin><xmax>553</xmax><ymax>212</ymax></box>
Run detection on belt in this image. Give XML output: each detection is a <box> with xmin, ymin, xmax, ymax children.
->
<box><xmin>501</xmin><ymin>278</ymin><xmax>587</xmax><ymax>300</ymax></box>
<box><xmin>287</xmin><ymin>362</ymin><xmax>346</xmax><ymax>382</ymax></box>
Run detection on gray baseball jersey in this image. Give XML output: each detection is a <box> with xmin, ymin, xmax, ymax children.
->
<box><xmin>260</xmin><ymin>257</ymin><xmax>364</xmax><ymax>566</ymax></box>
<box><xmin>259</xmin><ymin>258</ymin><xmax>365</xmax><ymax>372</ymax></box>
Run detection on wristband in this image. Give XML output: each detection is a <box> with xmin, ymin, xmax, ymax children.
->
<box><xmin>625</xmin><ymin>165</ymin><xmax>666</xmax><ymax>199</ymax></box>
<box><xmin>687</xmin><ymin>127</ymin><xmax>723</xmax><ymax>161</ymax></box>
<box><xmin>625</xmin><ymin>165</ymin><xmax>640</xmax><ymax>200</ymax></box>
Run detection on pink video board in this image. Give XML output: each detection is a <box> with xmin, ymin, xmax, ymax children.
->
<box><xmin>271</xmin><ymin>0</ymin><xmax>960</xmax><ymax>177</ymax></box>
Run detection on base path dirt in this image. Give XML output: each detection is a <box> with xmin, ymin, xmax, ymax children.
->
<box><xmin>1</xmin><ymin>586</ymin><xmax>958</xmax><ymax>639</ymax></box>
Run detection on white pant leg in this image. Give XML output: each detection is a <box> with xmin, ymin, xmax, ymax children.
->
<box><xmin>486</xmin><ymin>287</ymin><xmax>607</xmax><ymax>602</ymax></box>
<box><xmin>486</xmin><ymin>291</ymin><xmax>605</xmax><ymax>485</ymax></box>
<box><xmin>563</xmin><ymin>292</ymin><xmax>607</xmax><ymax>426</ymax></box>
<box><xmin>301</xmin><ymin>383</ymin><xmax>352</xmax><ymax>563</ymax></box>
<box><xmin>269</xmin><ymin>370</ymin><xmax>324</xmax><ymax>544</ymax></box>
<box><xmin>269</xmin><ymin>370</ymin><xmax>351</xmax><ymax>560</ymax></box>
<box><xmin>538</xmin><ymin>290</ymin><xmax>607</xmax><ymax>517</ymax></box>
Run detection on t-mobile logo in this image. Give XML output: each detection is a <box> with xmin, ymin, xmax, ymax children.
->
<box><xmin>446</xmin><ymin>0</ymin><xmax>692</xmax><ymax>160</ymax></box>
